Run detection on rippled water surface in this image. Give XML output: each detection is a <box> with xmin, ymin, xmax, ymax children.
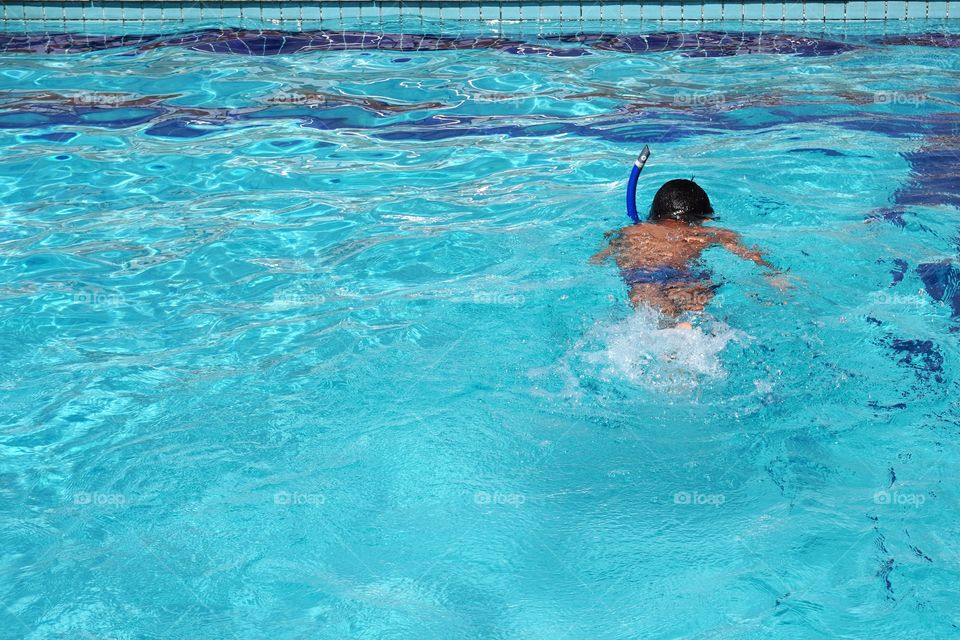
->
<box><xmin>2</xmin><ymin>19</ymin><xmax>960</xmax><ymax>639</ymax></box>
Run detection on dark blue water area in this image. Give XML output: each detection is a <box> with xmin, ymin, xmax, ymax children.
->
<box><xmin>0</xmin><ymin>28</ymin><xmax>864</xmax><ymax>58</ymax></box>
<box><xmin>3</xmin><ymin>95</ymin><xmax>957</xmax><ymax>142</ymax></box>
<box><xmin>20</xmin><ymin>131</ymin><xmax>77</xmax><ymax>143</ymax></box>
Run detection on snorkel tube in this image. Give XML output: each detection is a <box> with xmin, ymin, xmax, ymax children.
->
<box><xmin>626</xmin><ymin>145</ymin><xmax>651</xmax><ymax>223</ymax></box>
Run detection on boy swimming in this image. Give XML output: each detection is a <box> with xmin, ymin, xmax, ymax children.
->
<box><xmin>592</xmin><ymin>178</ymin><xmax>787</xmax><ymax>326</ymax></box>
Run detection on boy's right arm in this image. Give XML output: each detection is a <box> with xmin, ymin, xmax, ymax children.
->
<box><xmin>589</xmin><ymin>231</ymin><xmax>620</xmax><ymax>264</ymax></box>
<box><xmin>590</xmin><ymin>243</ymin><xmax>615</xmax><ymax>264</ymax></box>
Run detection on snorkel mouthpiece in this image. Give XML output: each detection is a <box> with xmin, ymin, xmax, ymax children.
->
<box><xmin>635</xmin><ymin>145</ymin><xmax>650</xmax><ymax>170</ymax></box>
<box><xmin>626</xmin><ymin>145</ymin><xmax>650</xmax><ymax>223</ymax></box>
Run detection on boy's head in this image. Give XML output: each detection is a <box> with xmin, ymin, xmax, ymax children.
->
<box><xmin>648</xmin><ymin>179</ymin><xmax>714</xmax><ymax>224</ymax></box>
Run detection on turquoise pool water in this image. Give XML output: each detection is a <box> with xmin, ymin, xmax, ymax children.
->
<box><xmin>1</xmin><ymin>19</ymin><xmax>960</xmax><ymax>639</ymax></box>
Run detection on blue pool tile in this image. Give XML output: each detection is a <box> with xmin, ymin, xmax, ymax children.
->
<box><xmin>904</xmin><ymin>0</ymin><xmax>926</xmax><ymax>16</ymax></box>
<box><xmin>460</xmin><ymin>3</ymin><xmax>484</xmax><ymax>20</ymax></box>
<box><xmin>927</xmin><ymin>1</ymin><xmax>950</xmax><ymax>17</ymax></box>
<box><xmin>1</xmin><ymin>4</ymin><xmax>21</xmax><ymax>20</ymax></box>
<box><xmin>805</xmin><ymin>1</ymin><xmax>825</xmax><ymax>19</ymax></box>
<box><xmin>764</xmin><ymin>2</ymin><xmax>787</xmax><ymax>19</ymax></box>
<box><xmin>179</xmin><ymin>4</ymin><xmax>203</xmax><ymax>22</ymax></box>
<box><xmin>500</xmin><ymin>3</ymin><xmax>524</xmax><ymax>20</ymax></box>
<box><xmin>865</xmin><ymin>0</ymin><xmax>888</xmax><ymax>17</ymax></box>
<box><xmin>850</xmin><ymin>1</ymin><xmax>869</xmax><ymax>18</ymax></box>
<box><xmin>255</xmin><ymin>4</ymin><xmax>278</xmax><ymax>21</ymax></box>
<box><xmin>539</xmin><ymin>3</ymin><xmax>564</xmax><ymax>19</ymax></box>
<box><xmin>20</xmin><ymin>3</ymin><xmax>47</xmax><ymax>20</ymax></box>
<box><xmin>823</xmin><ymin>1</ymin><xmax>846</xmax><ymax>18</ymax></box>
<box><xmin>580</xmin><ymin>2</ymin><xmax>603</xmax><ymax>20</ymax></box>
<box><xmin>638</xmin><ymin>2</ymin><xmax>660</xmax><ymax>20</ymax></box>
<box><xmin>885</xmin><ymin>0</ymin><xmax>907</xmax><ymax>16</ymax></box>
<box><xmin>728</xmin><ymin>2</ymin><xmax>750</xmax><ymax>20</ymax></box>
<box><xmin>660</xmin><ymin>3</ymin><xmax>682</xmax><ymax>20</ymax></box>
<box><xmin>339</xmin><ymin>3</ymin><xmax>366</xmax><ymax>20</ymax></box>
<box><xmin>740</xmin><ymin>1</ymin><xmax>764</xmax><ymax>19</ymax></box>
<box><xmin>58</xmin><ymin>4</ymin><xmax>83</xmax><ymax>21</ymax></box>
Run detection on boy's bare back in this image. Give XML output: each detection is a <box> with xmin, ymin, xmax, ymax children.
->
<box><xmin>594</xmin><ymin>220</ymin><xmax>772</xmax><ymax>317</ymax></box>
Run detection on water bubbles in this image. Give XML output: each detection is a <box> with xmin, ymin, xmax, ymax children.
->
<box><xmin>582</xmin><ymin>307</ymin><xmax>748</xmax><ymax>393</ymax></box>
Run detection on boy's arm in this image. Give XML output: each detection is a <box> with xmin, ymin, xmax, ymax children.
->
<box><xmin>589</xmin><ymin>232</ymin><xmax>620</xmax><ymax>264</ymax></box>
<box><xmin>713</xmin><ymin>229</ymin><xmax>775</xmax><ymax>270</ymax></box>
<box><xmin>713</xmin><ymin>228</ymin><xmax>795</xmax><ymax>290</ymax></box>
<box><xmin>590</xmin><ymin>244</ymin><xmax>615</xmax><ymax>264</ymax></box>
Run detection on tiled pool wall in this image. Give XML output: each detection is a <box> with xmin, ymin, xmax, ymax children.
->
<box><xmin>0</xmin><ymin>0</ymin><xmax>955</xmax><ymax>28</ymax></box>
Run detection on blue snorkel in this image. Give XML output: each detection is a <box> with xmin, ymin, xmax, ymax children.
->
<box><xmin>626</xmin><ymin>145</ymin><xmax>651</xmax><ymax>223</ymax></box>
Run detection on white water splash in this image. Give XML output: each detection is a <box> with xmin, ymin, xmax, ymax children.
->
<box><xmin>582</xmin><ymin>307</ymin><xmax>748</xmax><ymax>392</ymax></box>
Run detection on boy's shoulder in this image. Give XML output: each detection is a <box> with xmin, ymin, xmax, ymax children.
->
<box><xmin>620</xmin><ymin>222</ymin><xmax>701</xmax><ymax>236</ymax></box>
<box><xmin>698</xmin><ymin>225</ymin><xmax>738</xmax><ymax>240</ymax></box>
<box><xmin>619</xmin><ymin>222</ymin><xmax>737</xmax><ymax>243</ymax></box>
<box><xmin>619</xmin><ymin>223</ymin><xmax>659</xmax><ymax>237</ymax></box>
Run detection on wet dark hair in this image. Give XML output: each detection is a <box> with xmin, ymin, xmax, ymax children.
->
<box><xmin>648</xmin><ymin>179</ymin><xmax>714</xmax><ymax>224</ymax></box>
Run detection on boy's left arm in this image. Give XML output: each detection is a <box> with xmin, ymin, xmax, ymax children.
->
<box><xmin>713</xmin><ymin>229</ymin><xmax>775</xmax><ymax>270</ymax></box>
<box><xmin>713</xmin><ymin>228</ymin><xmax>795</xmax><ymax>290</ymax></box>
